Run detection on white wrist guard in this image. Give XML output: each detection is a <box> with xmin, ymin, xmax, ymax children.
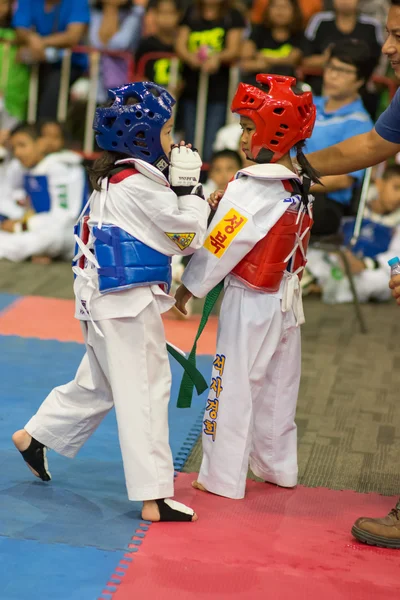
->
<box><xmin>169</xmin><ymin>146</ymin><xmax>202</xmax><ymax>195</ymax></box>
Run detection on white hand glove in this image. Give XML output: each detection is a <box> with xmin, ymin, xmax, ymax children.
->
<box><xmin>169</xmin><ymin>145</ymin><xmax>202</xmax><ymax>192</ymax></box>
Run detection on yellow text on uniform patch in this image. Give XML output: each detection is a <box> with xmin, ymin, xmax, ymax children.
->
<box><xmin>204</xmin><ymin>208</ymin><xmax>247</xmax><ymax>257</ymax></box>
<box><xmin>165</xmin><ymin>232</ymin><xmax>195</xmax><ymax>250</ymax></box>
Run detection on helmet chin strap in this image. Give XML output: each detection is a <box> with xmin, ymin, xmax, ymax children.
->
<box><xmin>254</xmin><ymin>147</ymin><xmax>275</xmax><ymax>164</ymax></box>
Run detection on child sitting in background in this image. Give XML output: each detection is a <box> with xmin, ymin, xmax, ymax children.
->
<box><xmin>0</xmin><ymin>123</ymin><xmax>87</xmax><ymax>263</ymax></box>
<box><xmin>306</xmin><ymin>164</ymin><xmax>400</xmax><ymax>304</ymax></box>
<box><xmin>39</xmin><ymin>119</ymin><xmax>87</xmax><ymax>173</ymax></box>
<box><xmin>202</xmin><ymin>149</ymin><xmax>243</xmax><ymax>199</ymax></box>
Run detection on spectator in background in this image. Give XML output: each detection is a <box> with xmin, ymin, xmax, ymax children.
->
<box><xmin>324</xmin><ymin>0</ymin><xmax>390</xmax><ymax>29</ymax></box>
<box><xmin>0</xmin><ymin>0</ymin><xmax>30</xmax><ymax>139</ymax></box>
<box><xmin>0</xmin><ymin>122</ymin><xmax>87</xmax><ymax>263</ymax></box>
<box><xmin>305</xmin><ymin>39</ymin><xmax>374</xmax><ymax>236</ymax></box>
<box><xmin>202</xmin><ymin>148</ymin><xmax>242</xmax><ymax>199</ymax></box>
<box><xmin>250</xmin><ymin>0</ymin><xmax>322</xmax><ymax>27</ymax></box>
<box><xmin>304</xmin><ymin>0</ymin><xmax>383</xmax><ymax>70</ymax></box>
<box><xmin>175</xmin><ymin>0</ymin><xmax>245</xmax><ymax>162</ymax></box>
<box><xmin>240</xmin><ymin>0</ymin><xmax>306</xmax><ymax>82</ymax></box>
<box><xmin>135</xmin><ymin>0</ymin><xmax>181</xmax><ymax>89</ymax></box>
<box><xmin>89</xmin><ymin>0</ymin><xmax>148</xmax><ymax>104</ymax></box>
<box><xmin>306</xmin><ymin>164</ymin><xmax>400</xmax><ymax>304</ymax></box>
<box><xmin>13</xmin><ymin>0</ymin><xmax>90</xmax><ymax>120</ymax></box>
<box><xmin>302</xmin><ymin>0</ymin><xmax>383</xmax><ymax>115</ymax></box>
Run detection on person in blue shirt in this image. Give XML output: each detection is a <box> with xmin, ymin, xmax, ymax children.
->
<box><xmin>13</xmin><ymin>0</ymin><xmax>90</xmax><ymax>119</ymax></box>
<box><xmin>307</xmin><ymin>0</ymin><xmax>400</xmax><ymax>551</ymax></box>
<box><xmin>305</xmin><ymin>38</ymin><xmax>374</xmax><ymax>236</ymax></box>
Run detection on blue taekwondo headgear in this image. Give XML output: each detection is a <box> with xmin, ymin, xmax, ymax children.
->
<box><xmin>93</xmin><ymin>82</ymin><xmax>175</xmax><ymax>171</ymax></box>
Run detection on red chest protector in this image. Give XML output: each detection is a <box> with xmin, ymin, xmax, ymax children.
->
<box><xmin>232</xmin><ymin>179</ymin><xmax>313</xmax><ymax>293</ymax></box>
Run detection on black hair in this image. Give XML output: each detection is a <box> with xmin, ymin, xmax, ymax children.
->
<box><xmin>10</xmin><ymin>122</ymin><xmax>40</xmax><ymax>140</ymax></box>
<box><xmin>38</xmin><ymin>119</ymin><xmax>66</xmax><ymax>140</ymax></box>
<box><xmin>195</xmin><ymin>0</ymin><xmax>234</xmax><ymax>20</ymax></box>
<box><xmin>382</xmin><ymin>164</ymin><xmax>400</xmax><ymax>180</ymax></box>
<box><xmin>263</xmin><ymin>0</ymin><xmax>303</xmax><ymax>35</ymax></box>
<box><xmin>210</xmin><ymin>149</ymin><xmax>243</xmax><ymax>169</ymax></box>
<box><xmin>295</xmin><ymin>140</ymin><xmax>321</xmax><ymax>185</ymax></box>
<box><xmin>327</xmin><ymin>38</ymin><xmax>374</xmax><ymax>83</ymax></box>
<box><xmin>150</xmin><ymin>0</ymin><xmax>182</xmax><ymax>10</ymax></box>
<box><xmin>88</xmin><ymin>150</ymin><xmax>129</xmax><ymax>191</ymax></box>
<box><xmin>92</xmin><ymin>0</ymin><xmax>131</xmax><ymax>9</ymax></box>
<box><xmin>391</xmin><ymin>0</ymin><xmax>400</xmax><ymax>5</ymax></box>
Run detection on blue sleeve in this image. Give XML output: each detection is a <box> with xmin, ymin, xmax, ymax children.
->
<box><xmin>375</xmin><ymin>89</ymin><xmax>400</xmax><ymax>144</ymax></box>
<box><xmin>68</xmin><ymin>0</ymin><xmax>90</xmax><ymax>25</ymax></box>
<box><xmin>12</xmin><ymin>0</ymin><xmax>32</xmax><ymax>29</ymax></box>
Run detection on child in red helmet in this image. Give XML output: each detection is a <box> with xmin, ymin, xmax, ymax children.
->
<box><xmin>176</xmin><ymin>74</ymin><xmax>319</xmax><ymax>499</ymax></box>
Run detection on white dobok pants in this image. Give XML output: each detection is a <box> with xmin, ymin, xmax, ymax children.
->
<box><xmin>0</xmin><ymin>224</ymin><xmax>74</xmax><ymax>262</ymax></box>
<box><xmin>198</xmin><ymin>280</ymin><xmax>301</xmax><ymax>499</ymax></box>
<box><xmin>25</xmin><ymin>301</ymin><xmax>175</xmax><ymax>502</ymax></box>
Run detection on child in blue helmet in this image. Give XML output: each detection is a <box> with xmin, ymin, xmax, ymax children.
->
<box><xmin>12</xmin><ymin>82</ymin><xmax>209</xmax><ymax>522</ymax></box>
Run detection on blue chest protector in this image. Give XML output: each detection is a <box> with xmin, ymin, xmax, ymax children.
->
<box><xmin>93</xmin><ymin>224</ymin><xmax>172</xmax><ymax>294</ymax></box>
<box><xmin>342</xmin><ymin>217</ymin><xmax>393</xmax><ymax>258</ymax></box>
<box><xmin>25</xmin><ymin>173</ymin><xmax>89</xmax><ymax>214</ymax></box>
<box><xmin>24</xmin><ymin>174</ymin><xmax>51</xmax><ymax>213</ymax></box>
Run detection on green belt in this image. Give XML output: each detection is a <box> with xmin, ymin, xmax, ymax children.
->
<box><xmin>166</xmin><ymin>343</ymin><xmax>208</xmax><ymax>396</ymax></box>
<box><xmin>176</xmin><ymin>281</ymin><xmax>225</xmax><ymax>408</ymax></box>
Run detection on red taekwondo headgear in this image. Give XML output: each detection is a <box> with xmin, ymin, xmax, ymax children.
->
<box><xmin>231</xmin><ymin>73</ymin><xmax>316</xmax><ymax>163</ymax></box>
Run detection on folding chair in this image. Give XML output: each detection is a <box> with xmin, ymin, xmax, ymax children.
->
<box><xmin>309</xmin><ymin>167</ymin><xmax>373</xmax><ymax>334</ymax></box>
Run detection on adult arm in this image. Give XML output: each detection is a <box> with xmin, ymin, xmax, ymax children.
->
<box><xmin>175</xmin><ymin>25</ymin><xmax>201</xmax><ymax>69</ymax></box>
<box><xmin>41</xmin><ymin>23</ymin><xmax>88</xmax><ymax>49</ymax></box>
<box><xmin>307</xmin><ymin>128</ymin><xmax>400</xmax><ymax>176</ymax></box>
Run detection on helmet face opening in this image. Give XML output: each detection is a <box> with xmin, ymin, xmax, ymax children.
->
<box><xmin>231</xmin><ymin>74</ymin><xmax>316</xmax><ymax>163</ymax></box>
<box><xmin>93</xmin><ymin>82</ymin><xmax>175</xmax><ymax>167</ymax></box>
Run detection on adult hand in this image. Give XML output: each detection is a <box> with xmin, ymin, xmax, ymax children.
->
<box><xmin>187</xmin><ymin>54</ymin><xmax>202</xmax><ymax>70</ymax></box>
<box><xmin>27</xmin><ymin>32</ymin><xmax>46</xmax><ymax>60</ymax></box>
<box><xmin>175</xmin><ymin>284</ymin><xmax>193</xmax><ymax>315</ymax></box>
<box><xmin>389</xmin><ymin>274</ymin><xmax>400</xmax><ymax>305</ymax></box>
<box><xmin>201</xmin><ymin>54</ymin><xmax>221</xmax><ymax>74</ymax></box>
<box><xmin>257</xmin><ymin>52</ymin><xmax>270</xmax><ymax>70</ymax></box>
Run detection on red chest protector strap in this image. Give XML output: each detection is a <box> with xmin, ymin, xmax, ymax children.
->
<box><xmin>232</xmin><ymin>177</ymin><xmax>313</xmax><ymax>293</ymax></box>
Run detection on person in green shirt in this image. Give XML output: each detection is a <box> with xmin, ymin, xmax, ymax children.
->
<box><xmin>0</xmin><ymin>0</ymin><xmax>30</xmax><ymax>140</ymax></box>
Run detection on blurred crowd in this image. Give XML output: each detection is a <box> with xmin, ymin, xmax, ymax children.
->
<box><xmin>0</xmin><ymin>0</ymin><xmax>399</xmax><ymax>309</ymax></box>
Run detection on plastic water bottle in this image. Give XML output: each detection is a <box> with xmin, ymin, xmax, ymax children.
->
<box><xmin>388</xmin><ymin>256</ymin><xmax>400</xmax><ymax>277</ymax></box>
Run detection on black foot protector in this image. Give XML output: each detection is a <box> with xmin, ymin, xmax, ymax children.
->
<box><xmin>19</xmin><ymin>437</ymin><xmax>51</xmax><ymax>482</ymax></box>
<box><xmin>155</xmin><ymin>498</ymin><xmax>195</xmax><ymax>522</ymax></box>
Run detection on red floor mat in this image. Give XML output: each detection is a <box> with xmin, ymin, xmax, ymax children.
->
<box><xmin>108</xmin><ymin>473</ymin><xmax>400</xmax><ymax>600</ymax></box>
<box><xmin>0</xmin><ymin>296</ymin><xmax>218</xmax><ymax>352</ymax></box>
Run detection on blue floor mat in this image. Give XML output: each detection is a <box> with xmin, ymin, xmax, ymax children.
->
<box><xmin>0</xmin><ymin>537</ymin><xmax>119</xmax><ymax>600</ymax></box>
<box><xmin>0</xmin><ymin>335</ymin><xmax>212</xmax><ymax>599</ymax></box>
<box><xmin>0</xmin><ymin>294</ymin><xmax>19</xmax><ymax>313</ymax></box>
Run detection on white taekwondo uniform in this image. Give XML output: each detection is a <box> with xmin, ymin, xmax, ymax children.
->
<box><xmin>24</xmin><ymin>158</ymin><xmax>209</xmax><ymax>502</ymax></box>
<box><xmin>182</xmin><ymin>163</ymin><xmax>313</xmax><ymax>499</ymax></box>
<box><xmin>0</xmin><ymin>151</ymin><xmax>86</xmax><ymax>261</ymax></box>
